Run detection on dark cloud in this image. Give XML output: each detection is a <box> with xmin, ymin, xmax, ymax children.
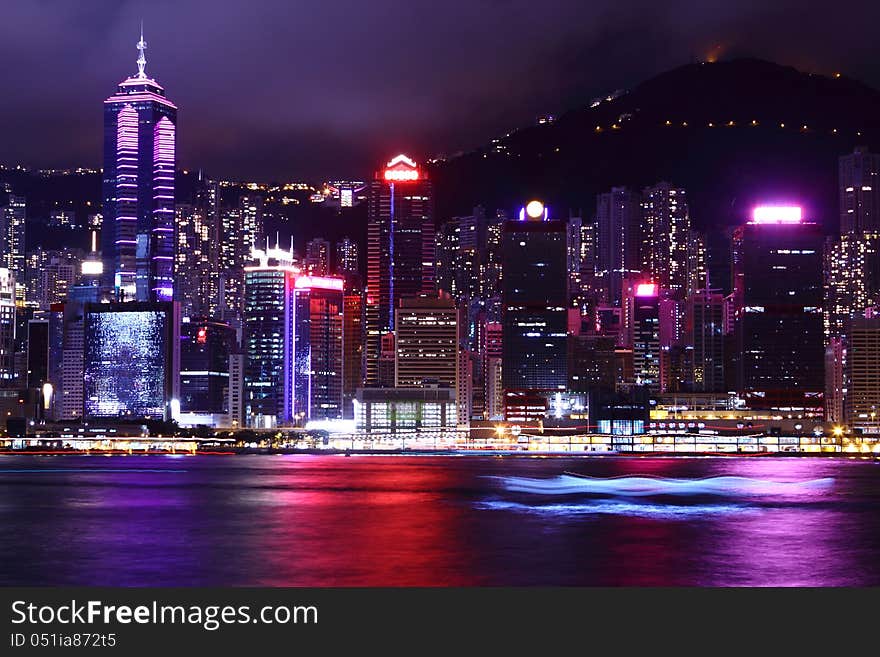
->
<box><xmin>1</xmin><ymin>0</ymin><xmax>878</xmax><ymax>179</ymax></box>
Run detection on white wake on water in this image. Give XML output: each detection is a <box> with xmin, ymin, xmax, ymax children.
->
<box><xmin>494</xmin><ymin>474</ymin><xmax>834</xmax><ymax>497</ymax></box>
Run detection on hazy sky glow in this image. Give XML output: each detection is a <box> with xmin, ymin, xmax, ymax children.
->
<box><xmin>1</xmin><ymin>0</ymin><xmax>877</xmax><ymax>179</ymax></box>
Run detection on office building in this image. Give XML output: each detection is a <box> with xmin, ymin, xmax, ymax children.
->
<box><xmin>731</xmin><ymin>206</ymin><xmax>824</xmax><ymax>412</ymax></box>
<box><xmin>0</xmin><ymin>269</ymin><xmax>15</xmax><ymax>386</ymax></box>
<box><xmin>839</xmin><ymin>147</ymin><xmax>880</xmax><ymax>234</ymax></box>
<box><xmin>365</xmin><ymin>154</ymin><xmax>435</xmax><ymax>385</ymax></box>
<box><xmin>689</xmin><ymin>290</ymin><xmax>725</xmax><ymax>392</ymax></box>
<box><xmin>631</xmin><ymin>283</ymin><xmax>661</xmax><ymax>390</ymax></box>
<box><xmin>101</xmin><ymin>30</ymin><xmax>177</xmax><ymax>302</ymax></box>
<box><xmin>395</xmin><ymin>294</ymin><xmax>459</xmax><ymax>389</ymax></box>
<box><xmin>501</xmin><ymin>201</ymin><xmax>568</xmax><ymax>399</ymax></box>
<box><xmin>292</xmin><ymin>275</ymin><xmax>344</xmax><ymax>421</ymax></box>
<box><xmin>846</xmin><ymin>317</ymin><xmax>880</xmax><ymax>431</ymax></box>
<box><xmin>243</xmin><ymin>246</ymin><xmax>297</xmax><ymax>427</ymax></box>
<box><xmin>1</xmin><ymin>189</ymin><xmax>26</xmax><ymax>293</ymax></box>
<box><xmin>179</xmin><ymin>318</ymin><xmax>235</xmax><ymax>415</ymax></box>
<box><xmin>341</xmin><ymin>285</ymin><xmax>364</xmax><ymax>418</ymax></box>
<box><xmin>595</xmin><ymin>187</ymin><xmax>641</xmax><ymax>306</ymax></box>
<box><xmin>83</xmin><ymin>301</ymin><xmax>180</xmax><ymax>420</ymax></box>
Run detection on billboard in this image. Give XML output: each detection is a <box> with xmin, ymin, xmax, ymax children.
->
<box><xmin>84</xmin><ymin>307</ymin><xmax>172</xmax><ymax>419</ymax></box>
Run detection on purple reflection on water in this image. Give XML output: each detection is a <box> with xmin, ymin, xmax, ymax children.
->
<box><xmin>0</xmin><ymin>455</ymin><xmax>878</xmax><ymax>586</ymax></box>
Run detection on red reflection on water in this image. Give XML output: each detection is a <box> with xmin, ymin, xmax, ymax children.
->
<box><xmin>247</xmin><ymin>457</ymin><xmax>479</xmax><ymax>586</ymax></box>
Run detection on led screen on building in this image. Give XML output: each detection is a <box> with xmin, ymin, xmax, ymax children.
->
<box><xmin>84</xmin><ymin>309</ymin><xmax>169</xmax><ymax>418</ymax></box>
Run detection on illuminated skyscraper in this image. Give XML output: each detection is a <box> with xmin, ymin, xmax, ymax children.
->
<box><xmin>688</xmin><ymin>289</ymin><xmax>725</xmax><ymax>392</ymax></box>
<box><xmin>595</xmin><ymin>187</ymin><xmax>641</xmax><ymax>306</ymax></box>
<box><xmin>335</xmin><ymin>237</ymin><xmax>359</xmax><ymax>277</ymax></box>
<box><xmin>825</xmin><ymin>233</ymin><xmax>880</xmax><ymax>339</ymax></box>
<box><xmin>826</xmin><ymin>149</ymin><xmax>880</xmax><ymax>340</ymax></box>
<box><xmin>83</xmin><ymin>301</ymin><xmax>180</xmax><ymax>420</ymax></box>
<box><xmin>630</xmin><ymin>283</ymin><xmax>661</xmax><ymax>390</ymax></box>
<box><xmin>1</xmin><ymin>188</ymin><xmax>26</xmax><ymax>296</ymax></box>
<box><xmin>846</xmin><ymin>317</ymin><xmax>880</xmax><ymax>430</ymax></box>
<box><xmin>219</xmin><ymin>195</ymin><xmax>264</xmax><ymax>324</ymax></box>
<box><xmin>179</xmin><ymin>318</ymin><xmax>235</xmax><ymax>415</ymax></box>
<box><xmin>0</xmin><ymin>269</ymin><xmax>15</xmax><ymax>386</ymax></box>
<box><xmin>395</xmin><ymin>294</ymin><xmax>459</xmax><ymax>389</ymax></box>
<box><xmin>641</xmin><ymin>183</ymin><xmax>690</xmax><ymax>295</ymax></box>
<box><xmin>840</xmin><ymin>147</ymin><xmax>880</xmax><ymax>234</ymax></box>
<box><xmin>731</xmin><ymin>206</ymin><xmax>824</xmax><ymax>412</ymax></box>
<box><xmin>101</xmin><ymin>29</ymin><xmax>177</xmax><ymax>302</ymax></box>
<box><xmin>305</xmin><ymin>238</ymin><xmax>331</xmax><ymax>276</ymax></box>
<box><xmin>365</xmin><ymin>155</ymin><xmax>435</xmax><ymax>385</ymax></box>
<box><xmin>341</xmin><ymin>283</ymin><xmax>364</xmax><ymax>418</ymax></box>
<box><xmin>175</xmin><ymin>176</ymin><xmax>220</xmax><ymax>318</ymax></box>
<box><xmin>243</xmin><ymin>247</ymin><xmax>298</xmax><ymax>427</ymax></box>
<box><xmin>292</xmin><ymin>276</ymin><xmax>344</xmax><ymax>421</ymax></box>
<box><xmin>501</xmin><ymin>201</ymin><xmax>568</xmax><ymax>396</ymax></box>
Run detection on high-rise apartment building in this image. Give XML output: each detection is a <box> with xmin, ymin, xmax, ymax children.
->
<box><xmin>175</xmin><ymin>175</ymin><xmax>220</xmax><ymax>318</ymax></box>
<box><xmin>641</xmin><ymin>183</ymin><xmax>690</xmax><ymax>295</ymax></box>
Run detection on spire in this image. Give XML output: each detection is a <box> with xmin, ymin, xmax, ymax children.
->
<box><xmin>136</xmin><ymin>22</ymin><xmax>147</xmax><ymax>79</ymax></box>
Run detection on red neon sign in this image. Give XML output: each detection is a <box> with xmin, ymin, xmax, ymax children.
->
<box><xmin>382</xmin><ymin>154</ymin><xmax>419</xmax><ymax>182</ymax></box>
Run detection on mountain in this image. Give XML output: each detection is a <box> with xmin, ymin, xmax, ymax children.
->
<box><xmin>429</xmin><ymin>58</ymin><xmax>880</xmax><ymax>233</ymax></box>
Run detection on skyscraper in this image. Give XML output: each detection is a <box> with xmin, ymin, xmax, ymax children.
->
<box><xmin>101</xmin><ymin>29</ymin><xmax>177</xmax><ymax>302</ymax></box>
<box><xmin>839</xmin><ymin>147</ymin><xmax>880</xmax><ymax>234</ymax></box>
<box><xmin>501</xmin><ymin>201</ymin><xmax>568</xmax><ymax>395</ymax></box>
<box><xmin>83</xmin><ymin>301</ymin><xmax>180</xmax><ymax>420</ymax></box>
<box><xmin>175</xmin><ymin>175</ymin><xmax>220</xmax><ymax>319</ymax></box>
<box><xmin>179</xmin><ymin>318</ymin><xmax>235</xmax><ymax>416</ymax></box>
<box><xmin>341</xmin><ymin>284</ymin><xmax>364</xmax><ymax>418</ymax></box>
<box><xmin>219</xmin><ymin>194</ymin><xmax>264</xmax><ymax>324</ymax></box>
<box><xmin>631</xmin><ymin>283</ymin><xmax>661</xmax><ymax>390</ymax></box>
<box><xmin>305</xmin><ymin>238</ymin><xmax>331</xmax><ymax>275</ymax></box>
<box><xmin>732</xmin><ymin>206</ymin><xmax>824</xmax><ymax>412</ymax></box>
<box><xmin>641</xmin><ymin>183</ymin><xmax>690</xmax><ymax>295</ymax></box>
<box><xmin>1</xmin><ymin>188</ymin><xmax>26</xmax><ymax>297</ymax></box>
<box><xmin>0</xmin><ymin>269</ymin><xmax>15</xmax><ymax>386</ymax></box>
<box><xmin>595</xmin><ymin>187</ymin><xmax>641</xmax><ymax>306</ymax></box>
<box><xmin>292</xmin><ymin>275</ymin><xmax>344</xmax><ymax>421</ymax></box>
<box><xmin>689</xmin><ymin>289</ymin><xmax>725</xmax><ymax>392</ymax></box>
<box><xmin>335</xmin><ymin>237</ymin><xmax>359</xmax><ymax>277</ymax></box>
<box><xmin>846</xmin><ymin>317</ymin><xmax>880</xmax><ymax>430</ymax></box>
<box><xmin>243</xmin><ymin>246</ymin><xmax>297</xmax><ymax>427</ymax></box>
<box><xmin>365</xmin><ymin>154</ymin><xmax>435</xmax><ymax>385</ymax></box>
<box><xmin>395</xmin><ymin>294</ymin><xmax>459</xmax><ymax>389</ymax></box>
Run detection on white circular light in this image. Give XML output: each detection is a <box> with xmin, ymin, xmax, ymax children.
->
<box><xmin>525</xmin><ymin>200</ymin><xmax>544</xmax><ymax>219</ymax></box>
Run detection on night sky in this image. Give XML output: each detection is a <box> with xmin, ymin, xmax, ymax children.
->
<box><xmin>2</xmin><ymin>0</ymin><xmax>878</xmax><ymax>180</ymax></box>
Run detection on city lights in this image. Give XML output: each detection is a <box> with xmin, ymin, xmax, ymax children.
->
<box><xmin>751</xmin><ymin>206</ymin><xmax>803</xmax><ymax>224</ymax></box>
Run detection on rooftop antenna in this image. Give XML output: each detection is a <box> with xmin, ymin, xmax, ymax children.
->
<box><xmin>136</xmin><ymin>22</ymin><xmax>147</xmax><ymax>79</ymax></box>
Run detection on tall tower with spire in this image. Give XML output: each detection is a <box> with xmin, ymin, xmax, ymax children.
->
<box><xmin>101</xmin><ymin>26</ymin><xmax>177</xmax><ymax>302</ymax></box>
